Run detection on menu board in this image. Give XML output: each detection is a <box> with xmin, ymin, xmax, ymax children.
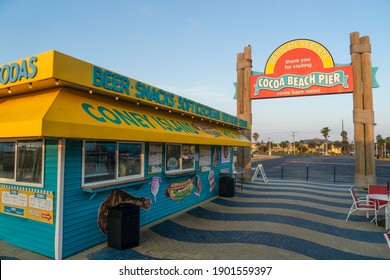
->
<box><xmin>199</xmin><ymin>145</ymin><xmax>211</xmax><ymax>172</ymax></box>
<box><xmin>0</xmin><ymin>185</ymin><xmax>54</xmax><ymax>224</ymax></box>
<box><xmin>148</xmin><ymin>143</ymin><xmax>163</xmax><ymax>173</ymax></box>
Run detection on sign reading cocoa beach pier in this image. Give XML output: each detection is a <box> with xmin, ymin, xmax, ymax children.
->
<box><xmin>250</xmin><ymin>39</ymin><xmax>354</xmax><ymax>99</ymax></box>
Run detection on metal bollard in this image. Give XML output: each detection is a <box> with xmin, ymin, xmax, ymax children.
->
<box><xmin>306</xmin><ymin>165</ymin><xmax>309</xmax><ymax>181</ymax></box>
<box><xmin>281</xmin><ymin>163</ymin><xmax>284</xmax><ymax>179</ymax></box>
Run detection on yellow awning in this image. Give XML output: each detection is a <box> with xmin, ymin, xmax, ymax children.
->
<box><xmin>0</xmin><ymin>88</ymin><xmax>251</xmax><ymax>146</ymax></box>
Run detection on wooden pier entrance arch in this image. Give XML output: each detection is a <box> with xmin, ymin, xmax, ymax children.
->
<box><xmin>236</xmin><ymin>32</ymin><xmax>377</xmax><ymax>188</ymax></box>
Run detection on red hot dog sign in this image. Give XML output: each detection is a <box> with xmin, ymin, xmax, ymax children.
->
<box><xmin>250</xmin><ymin>39</ymin><xmax>354</xmax><ymax>99</ymax></box>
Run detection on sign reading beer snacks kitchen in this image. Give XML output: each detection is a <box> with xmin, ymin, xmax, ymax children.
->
<box><xmin>250</xmin><ymin>39</ymin><xmax>354</xmax><ymax>99</ymax></box>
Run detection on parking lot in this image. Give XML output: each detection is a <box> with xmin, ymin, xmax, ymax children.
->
<box><xmin>253</xmin><ymin>155</ymin><xmax>390</xmax><ymax>185</ymax></box>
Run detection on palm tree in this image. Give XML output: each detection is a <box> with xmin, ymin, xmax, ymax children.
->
<box><xmin>252</xmin><ymin>132</ymin><xmax>259</xmax><ymax>143</ymax></box>
<box><xmin>386</xmin><ymin>137</ymin><xmax>390</xmax><ymax>158</ymax></box>
<box><xmin>376</xmin><ymin>135</ymin><xmax>385</xmax><ymax>158</ymax></box>
<box><xmin>279</xmin><ymin>141</ymin><xmax>289</xmax><ymax>153</ymax></box>
<box><xmin>321</xmin><ymin>127</ymin><xmax>331</xmax><ymax>155</ymax></box>
<box><xmin>256</xmin><ymin>142</ymin><xmax>268</xmax><ymax>154</ymax></box>
<box><xmin>308</xmin><ymin>141</ymin><xmax>317</xmax><ymax>153</ymax></box>
<box><xmin>294</xmin><ymin>141</ymin><xmax>302</xmax><ymax>154</ymax></box>
<box><xmin>341</xmin><ymin>130</ymin><xmax>348</xmax><ymax>141</ymax></box>
<box><xmin>333</xmin><ymin>140</ymin><xmax>342</xmax><ymax>154</ymax></box>
<box><xmin>340</xmin><ymin>130</ymin><xmax>349</xmax><ymax>155</ymax></box>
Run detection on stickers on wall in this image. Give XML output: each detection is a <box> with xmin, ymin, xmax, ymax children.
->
<box><xmin>199</xmin><ymin>145</ymin><xmax>211</xmax><ymax>172</ymax></box>
<box><xmin>191</xmin><ymin>123</ymin><xmax>222</xmax><ymax>137</ymax></box>
<box><xmin>150</xmin><ymin>177</ymin><xmax>161</xmax><ymax>202</ymax></box>
<box><xmin>97</xmin><ymin>189</ymin><xmax>151</xmax><ymax>235</ymax></box>
<box><xmin>194</xmin><ymin>174</ymin><xmax>202</xmax><ymax>196</ymax></box>
<box><xmin>221</xmin><ymin>146</ymin><xmax>230</xmax><ymax>163</ymax></box>
<box><xmin>213</xmin><ymin>147</ymin><xmax>219</xmax><ymax>168</ymax></box>
<box><xmin>166</xmin><ymin>178</ymin><xmax>194</xmax><ymax>201</ymax></box>
<box><xmin>148</xmin><ymin>144</ymin><xmax>163</xmax><ymax>174</ymax></box>
<box><xmin>208</xmin><ymin>171</ymin><xmax>215</xmax><ymax>191</ymax></box>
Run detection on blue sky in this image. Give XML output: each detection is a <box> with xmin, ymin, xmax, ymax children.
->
<box><xmin>1</xmin><ymin>0</ymin><xmax>389</xmax><ymax>143</ymax></box>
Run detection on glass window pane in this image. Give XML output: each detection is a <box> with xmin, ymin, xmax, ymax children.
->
<box><xmin>16</xmin><ymin>140</ymin><xmax>42</xmax><ymax>184</ymax></box>
<box><xmin>166</xmin><ymin>145</ymin><xmax>180</xmax><ymax>171</ymax></box>
<box><xmin>182</xmin><ymin>144</ymin><xmax>195</xmax><ymax>170</ymax></box>
<box><xmin>0</xmin><ymin>142</ymin><xmax>15</xmax><ymax>179</ymax></box>
<box><xmin>84</xmin><ymin>141</ymin><xmax>116</xmax><ymax>184</ymax></box>
<box><xmin>118</xmin><ymin>143</ymin><xmax>142</xmax><ymax>177</ymax></box>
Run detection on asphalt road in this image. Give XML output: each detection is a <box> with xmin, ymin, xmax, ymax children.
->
<box><xmin>252</xmin><ymin>154</ymin><xmax>390</xmax><ymax>185</ymax></box>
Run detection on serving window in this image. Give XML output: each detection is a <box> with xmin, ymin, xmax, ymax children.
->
<box><xmin>118</xmin><ymin>142</ymin><xmax>143</xmax><ymax>177</ymax></box>
<box><xmin>165</xmin><ymin>144</ymin><xmax>195</xmax><ymax>174</ymax></box>
<box><xmin>0</xmin><ymin>140</ymin><xmax>44</xmax><ymax>186</ymax></box>
<box><xmin>83</xmin><ymin>141</ymin><xmax>144</xmax><ymax>186</ymax></box>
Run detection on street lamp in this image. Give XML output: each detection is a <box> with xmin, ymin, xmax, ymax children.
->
<box><xmin>268</xmin><ymin>138</ymin><xmax>272</xmax><ymax>156</ymax></box>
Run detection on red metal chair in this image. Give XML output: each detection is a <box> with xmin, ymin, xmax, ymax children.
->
<box><xmin>368</xmin><ymin>185</ymin><xmax>388</xmax><ymax>212</ymax></box>
<box><xmin>346</xmin><ymin>187</ymin><xmax>378</xmax><ymax>226</ymax></box>
<box><xmin>384</xmin><ymin>231</ymin><xmax>390</xmax><ymax>249</ymax></box>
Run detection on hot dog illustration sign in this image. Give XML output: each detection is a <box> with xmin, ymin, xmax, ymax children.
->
<box><xmin>166</xmin><ymin>178</ymin><xmax>194</xmax><ymax>201</ymax></box>
<box><xmin>250</xmin><ymin>39</ymin><xmax>354</xmax><ymax>99</ymax></box>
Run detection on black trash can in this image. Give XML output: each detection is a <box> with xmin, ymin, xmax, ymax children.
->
<box><xmin>107</xmin><ymin>203</ymin><xmax>140</xmax><ymax>250</ymax></box>
<box><xmin>219</xmin><ymin>176</ymin><xmax>234</xmax><ymax>197</ymax></box>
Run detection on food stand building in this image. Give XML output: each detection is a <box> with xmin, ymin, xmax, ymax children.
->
<box><xmin>0</xmin><ymin>51</ymin><xmax>250</xmax><ymax>259</ymax></box>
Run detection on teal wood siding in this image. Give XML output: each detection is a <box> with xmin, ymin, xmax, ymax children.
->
<box><xmin>61</xmin><ymin>141</ymin><xmax>231</xmax><ymax>258</ymax></box>
<box><xmin>0</xmin><ymin>139</ymin><xmax>58</xmax><ymax>258</ymax></box>
<box><xmin>62</xmin><ymin>139</ymin><xmax>107</xmax><ymax>258</ymax></box>
<box><xmin>44</xmin><ymin>139</ymin><xmax>59</xmax><ymax>192</ymax></box>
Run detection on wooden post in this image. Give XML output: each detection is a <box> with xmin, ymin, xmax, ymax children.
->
<box><xmin>236</xmin><ymin>45</ymin><xmax>252</xmax><ymax>181</ymax></box>
<box><xmin>360</xmin><ymin>36</ymin><xmax>375</xmax><ymax>181</ymax></box>
<box><xmin>237</xmin><ymin>53</ymin><xmax>244</xmax><ymax>116</ymax></box>
<box><xmin>350</xmin><ymin>31</ymin><xmax>376</xmax><ymax>188</ymax></box>
<box><xmin>351</xmin><ymin>32</ymin><xmax>365</xmax><ymax>185</ymax></box>
<box><xmin>236</xmin><ymin>52</ymin><xmax>244</xmax><ymax>171</ymax></box>
<box><xmin>243</xmin><ymin>45</ymin><xmax>252</xmax><ymax>124</ymax></box>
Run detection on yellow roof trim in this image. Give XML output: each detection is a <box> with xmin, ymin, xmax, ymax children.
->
<box><xmin>1</xmin><ymin>50</ymin><xmax>249</xmax><ymax>129</ymax></box>
<box><xmin>0</xmin><ymin>88</ymin><xmax>251</xmax><ymax>147</ymax></box>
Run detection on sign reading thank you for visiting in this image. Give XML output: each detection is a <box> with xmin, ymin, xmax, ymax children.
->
<box><xmin>250</xmin><ymin>39</ymin><xmax>354</xmax><ymax>99</ymax></box>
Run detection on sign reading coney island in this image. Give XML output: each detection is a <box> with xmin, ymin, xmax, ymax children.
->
<box><xmin>250</xmin><ymin>39</ymin><xmax>354</xmax><ymax>99</ymax></box>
